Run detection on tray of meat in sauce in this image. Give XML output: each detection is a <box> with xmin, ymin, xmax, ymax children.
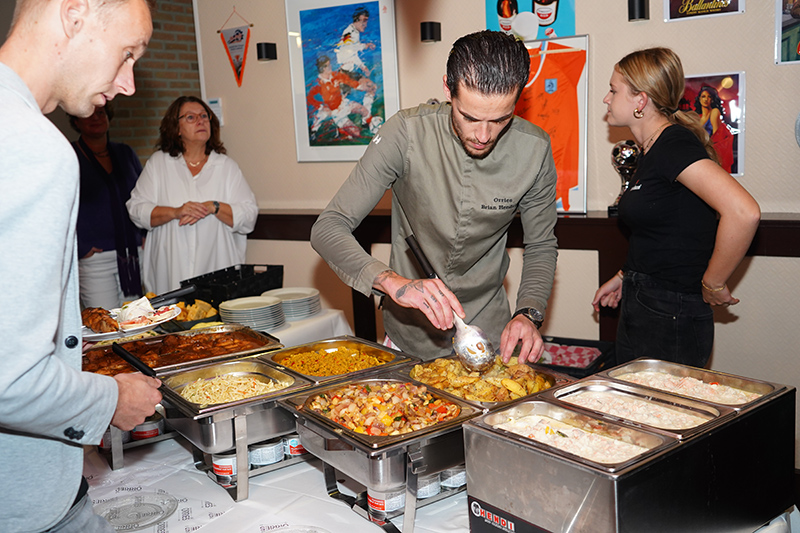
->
<box><xmin>82</xmin><ymin>324</ymin><xmax>283</xmax><ymax>376</ymax></box>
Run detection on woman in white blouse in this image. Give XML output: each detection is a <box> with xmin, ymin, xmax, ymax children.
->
<box><xmin>127</xmin><ymin>96</ymin><xmax>258</xmax><ymax>294</ymax></box>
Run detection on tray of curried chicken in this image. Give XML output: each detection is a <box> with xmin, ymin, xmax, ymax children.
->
<box><xmin>82</xmin><ymin>325</ymin><xmax>282</xmax><ymax>376</ymax></box>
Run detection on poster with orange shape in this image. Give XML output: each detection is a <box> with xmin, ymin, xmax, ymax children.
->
<box><xmin>514</xmin><ymin>35</ymin><xmax>588</xmax><ymax>213</ymax></box>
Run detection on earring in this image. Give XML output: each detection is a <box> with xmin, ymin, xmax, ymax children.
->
<box><xmin>633</xmin><ymin>108</ymin><xmax>644</xmax><ymax>119</ymax></box>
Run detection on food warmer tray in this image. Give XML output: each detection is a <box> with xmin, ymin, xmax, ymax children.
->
<box><xmin>264</xmin><ymin>336</ymin><xmax>419</xmax><ymax>385</ymax></box>
<box><xmin>464</xmin><ymin>375</ymin><xmax>795</xmax><ymax>532</ymax></box>
<box><xmin>280</xmin><ymin>371</ymin><xmax>482</xmax><ymax>533</ymax></box>
<box><xmin>158</xmin><ymin>356</ymin><xmax>315</xmax><ymax>502</ymax></box>
<box><xmin>393</xmin><ymin>354</ymin><xmax>569</xmax><ymax>411</ymax></box>
<box><xmin>84</xmin><ymin>324</ymin><xmax>283</xmax><ymax>376</ymax></box>
<box><xmin>599</xmin><ymin>358</ymin><xmax>784</xmax><ymax>412</ymax></box>
<box><xmin>86</xmin><ymin>325</ymin><xmax>283</xmax><ymax>471</ymax></box>
<box><xmin>543</xmin><ymin>378</ymin><xmax>736</xmax><ymax>440</ymax></box>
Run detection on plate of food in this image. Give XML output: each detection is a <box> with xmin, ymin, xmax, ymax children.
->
<box><xmin>81</xmin><ymin>297</ymin><xmax>181</xmax><ymax>341</ymax></box>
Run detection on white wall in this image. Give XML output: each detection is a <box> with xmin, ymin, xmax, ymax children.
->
<box><xmin>198</xmin><ymin>1</ymin><xmax>800</xmax><ymax>462</ymax></box>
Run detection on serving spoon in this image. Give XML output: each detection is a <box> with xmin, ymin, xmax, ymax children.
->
<box><xmin>405</xmin><ymin>236</ymin><xmax>495</xmax><ymax>372</ymax></box>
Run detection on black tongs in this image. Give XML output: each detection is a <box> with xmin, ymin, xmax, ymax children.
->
<box><xmin>148</xmin><ymin>284</ymin><xmax>196</xmax><ymax>308</ymax></box>
<box><xmin>111</xmin><ymin>342</ymin><xmax>157</xmax><ymax>378</ymax></box>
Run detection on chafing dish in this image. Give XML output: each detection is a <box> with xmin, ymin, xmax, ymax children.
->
<box><xmin>477</xmin><ymin>399</ymin><xmax>672</xmax><ymax>471</ymax></box>
<box><xmin>464</xmin><ymin>362</ymin><xmax>795</xmax><ymax>533</ymax></box>
<box><xmin>159</xmin><ymin>356</ymin><xmax>314</xmax><ymax>501</ymax></box>
<box><xmin>544</xmin><ymin>378</ymin><xmax>734</xmax><ymax>439</ymax></box>
<box><xmin>394</xmin><ymin>354</ymin><xmax>567</xmax><ymax>411</ymax></box>
<box><xmin>600</xmin><ymin>358</ymin><xmax>782</xmax><ymax>411</ymax></box>
<box><xmin>83</xmin><ymin>324</ymin><xmax>282</xmax><ymax>376</ymax></box>
<box><xmin>265</xmin><ymin>336</ymin><xmax>418</xmax><ymax>384</ymax></box>
<box><xmin>87</xmin><ymin>325</ymin><xmax>282</xmax><ymax>471</ymax></box>
<box><xmin>281</xmin><ymin>372</ymin><xmax>481</xmax><ymax>532</ymax></box>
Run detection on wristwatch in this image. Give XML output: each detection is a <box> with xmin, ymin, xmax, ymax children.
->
<box><xmin>513</xmin><ymin>307</ymin><xmax>544</xmax><ymax>329</ymax></box>
<box><xmin>212</xmin><ymin>200</ymin><xmax>220</xmax><ymax>214</ymax></box>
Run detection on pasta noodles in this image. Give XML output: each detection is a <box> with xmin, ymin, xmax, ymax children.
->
<box><xmin>180</xmin><ymin>374</ymin><xmax>286</xmax><ymax>406</ymax></box>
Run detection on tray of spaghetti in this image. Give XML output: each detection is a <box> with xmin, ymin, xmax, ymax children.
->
<box><xmin>82</xmin><ymin>324</ymin><xmax>282</xmax><ymax>376</ymax></box>
<box><xmin>158</xmin><ymin>358</ymin><xmax>313</xmax><ymax>452</ymax></box>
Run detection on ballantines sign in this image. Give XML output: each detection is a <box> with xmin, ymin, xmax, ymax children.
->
<box><xmin>679</xmin><ymin>0</ymin><xmax>731</xmax><ymax>15</ymax></box>
<box><xmin>669</xmin><ymin>0</ymin><xmax>738</xmax><ymax>19</ymax></box>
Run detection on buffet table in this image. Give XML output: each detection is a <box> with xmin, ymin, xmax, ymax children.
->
<box><xmin>84</xmin><ymin>437</ymin><xmax>469</xmax><ymax>532</ymax></box>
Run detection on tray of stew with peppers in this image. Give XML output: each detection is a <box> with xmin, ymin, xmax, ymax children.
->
<box><xmin>299</xmin><ymin>376</ymin><xmax>481</xmax><ymax>449</ymax></box>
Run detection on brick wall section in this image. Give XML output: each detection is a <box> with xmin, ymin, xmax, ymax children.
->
<box><xmin>112</xmin><ymin>0</ymin><xmax>201</xmax><ymax>164</ymax></box>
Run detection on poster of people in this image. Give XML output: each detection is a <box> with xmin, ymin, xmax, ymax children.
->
<box><xmin>514</xmin><ymin>35</ymin><xmax>588</xmax><ymax>213</ymax></box>
<box><xmin>286</xmin><ymin>0</ymin><xmax>399</xmax><ymax>161</ymax></box>
<box><xmin>665</xmin><ymin>0</ymin><xmax>743</xmax><ymax>22</ymax></box>
<box><xmin>682</xmin><ymin>72</ymin><xmax>744</xmax><ymax>176</ymax></box>
<box><xmin>776</xmin><ymin>0</ymin><xmax>800</xmax><ymax>64</ymax></box>
<box><xmin>486</xmin><ymin>0</ymin><xmax>576</xmax><ymax>40</ymax></box>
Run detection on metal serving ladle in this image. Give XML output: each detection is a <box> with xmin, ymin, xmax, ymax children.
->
<box><xmin>405</xmin><ymin>236</ymin><xmax>495</xmax><ymax>372</ymax></box>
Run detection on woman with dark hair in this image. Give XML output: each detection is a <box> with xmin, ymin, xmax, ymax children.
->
<box><xmin>127</xmin><ymin>96</ymin><xmax>258</xmax><ymax>294</ymax></box>
<box><xmin>694</xmin><ymin>85</ymin><xmax>735</xmax><ymax>173</ymax></box>
<box><xmin>592</xmin><ymin>48</ymin><xmax>760</xmax><ymax>368</ymax></box>
<box><xmin>70</xmin><ymin>104</ymin><xmax>144</xmax><ymax>308</ymax></box>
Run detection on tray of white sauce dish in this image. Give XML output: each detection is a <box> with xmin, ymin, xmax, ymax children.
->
<box><xmin>599</xmin><ymin>358</ymin><xmax>783</xmax><ymax>411</ymax></box>
<box><xmin>544</xmin><ymin>379</ymin><xmax>735</xmax><ymax>440</ymax></box>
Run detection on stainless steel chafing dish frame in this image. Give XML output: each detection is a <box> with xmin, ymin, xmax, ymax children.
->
<box><xmin>158</xmin><ymin>355</ymin><xmax>316</xmax><ymax>502</ymax></box>
<box><xmin>473</xmin><ymin>398</ymin><xmax>675</xmax><ymax>473</ymax></box>
<box><xmin>90</xmin><ymin>325</ymin><xmax>283</xmax><ymax>471</ymax></box>
<box><xmin>394</xmin><ymin>354</ymin><xmax>569</xmax><ymax>411</ymax></box>
<box><xmin>464</xmin><ymin>384</ymin><xmax>796</xmax><ymax>533</ymax></box>
<box><xmin>280</xmin><ymin>370</ymin><xmax>483</xmax><ymax>533</ymax></box>
<box><xmin>464</xmin><ymin>358</ymin><xmax>796</xmax><ymax>533</ymax></box>
<box><xmin>543</xmin><ymin>378</ymin><xmax>736</xmax><ymax>440</ymax></box>
<box><xmin>84</xmin><ymin>323</ymin><xmax>283</xmax><ymax>375</ymax></box>
<box><xmin>599</xmin><ymin>358</ymin><xmax>785</xmax><ymax>411</ymax></box>
<box><xmin>264</xmin><ymin>336</ymin><xmax>420</xmax><ymax>385</ymax></box>
<box><xmin>158</xmin><ymin>356</ymin><xmax>314</xmax><ymax>419</ymax></box>
<box><xmin>282</xmin><ymin>373</ymin><xmax>480</xmax><ymax>452</ymax></box>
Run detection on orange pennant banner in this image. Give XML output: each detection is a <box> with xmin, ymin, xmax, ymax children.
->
<box><xmin>220</xmin><ymin>25</ymin><xmax>250</xmax><ymax>87</ymax></box>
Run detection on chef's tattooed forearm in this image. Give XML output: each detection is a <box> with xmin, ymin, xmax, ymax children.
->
<box><xmin>395</xmin><ymin>280</ymin><xmax>425</xmax><ymax>299</ymax></box>
<box><xmin>375</xmin><ymin>270</ymin><xmax>392</xmax><ymax>286</ymax></box>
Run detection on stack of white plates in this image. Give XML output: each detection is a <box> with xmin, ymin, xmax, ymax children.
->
<box><xmin>219</xmin><ymin>296</ymin><xmax>285</xmax><ymax>331</ymax></box>
<box><xmin>261</xmin><ymin>287</ymin><xmax>322</xmax><ymax>321</ymax></box>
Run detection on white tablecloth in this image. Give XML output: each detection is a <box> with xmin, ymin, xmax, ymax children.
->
<box><xmin>84</xmin><ymin>438</ymin><xmax>469</xmax><ymax>533</ymax></box>
<box><xmin>84</xmin><ymin>438</ymin><xmax>797</xmax><ymax>533</ymax></box>
<box><xmin>267</xmin><ymin>308</ymin><xmax>354</xmax><ymax>348</ymax></box>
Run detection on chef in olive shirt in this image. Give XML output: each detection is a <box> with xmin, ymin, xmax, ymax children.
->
<box><xmin>311</xmin><ymin>30</ymin><xmax>558</xmax><ymax>363</ymax></box>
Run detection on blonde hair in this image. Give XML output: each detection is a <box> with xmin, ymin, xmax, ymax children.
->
<box><xmin>616</xmin><ymin>47</ymin><xmax>719</xmax><ymax>164</ymax></box>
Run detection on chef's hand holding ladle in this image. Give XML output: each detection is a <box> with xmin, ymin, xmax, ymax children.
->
<box><xmin>403</xmin><ymin>236</ymin><xmax>496</xmax><ymax>373</ymax></box>
<box><xmin>372</xmin><ymin>269</ymin><xmax>463</xmax><ymax>332</ymax></box>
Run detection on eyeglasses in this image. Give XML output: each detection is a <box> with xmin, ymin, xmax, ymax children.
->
<box><xmin>179</xmin><ymin>113</ymin><xmax>210</xmax><ymax>124</ymax></box>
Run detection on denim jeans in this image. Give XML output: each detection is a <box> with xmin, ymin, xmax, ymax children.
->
<box><xmin>615</xmin><ymin>271</ymin><xmax>714</xmax><ymax>368</ymax></box>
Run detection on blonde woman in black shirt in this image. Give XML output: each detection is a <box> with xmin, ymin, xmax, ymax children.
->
<box><xmin>592</xmin><ymin>47</ymin><xmax>760</xmax><ymax>368</ymax></box>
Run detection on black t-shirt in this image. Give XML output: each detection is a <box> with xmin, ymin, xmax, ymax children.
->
<box><xmin>618</xmin><ymin>125</ymin><xmax>717</xmax><ymax>293</ymax></box>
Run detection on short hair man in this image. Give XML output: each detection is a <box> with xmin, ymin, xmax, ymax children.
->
<box><xmin>311</xmin><ymin>30</ymin><xmax>558</xmax><ymax>363</ymax></box>
<box><xmin>0</xmin><ymin>1</ymin><xmax>161</xmax><ymax>531</ymax></box>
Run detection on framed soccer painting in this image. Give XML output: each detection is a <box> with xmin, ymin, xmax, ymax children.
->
<box><xmin>286</xmin><ymin>0</ymin><xmax>399</xmax><ymax>162</ymax></box>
